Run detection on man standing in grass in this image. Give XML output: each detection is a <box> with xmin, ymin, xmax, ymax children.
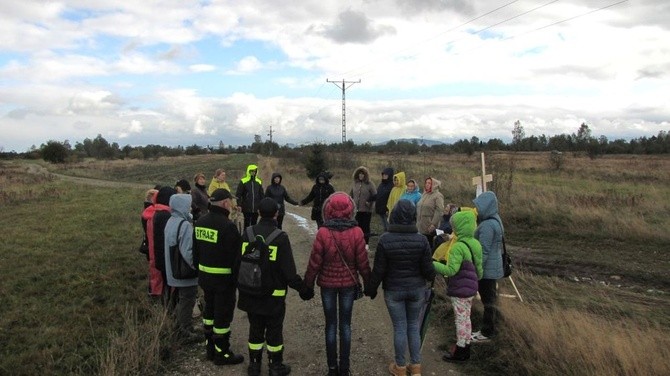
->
<box><xmin>236</xmin><ymin>164</ymin><xmax>265</xmax><ymax>228</ymax></box>
<box><xmin>193</xmin><ymin>189</ymin><xmax>245</xmax><ymax>365</ymax></box>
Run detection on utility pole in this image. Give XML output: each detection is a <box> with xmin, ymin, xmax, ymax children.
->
<box><xmin>267</xmin><ymin>125</ymin><xmax>274</xmax><ymax>156</ymax></box>
<box><xmin>327</xmin><ymin>78</ymin><xmax>360</xmax><ymax>143</ymax></box>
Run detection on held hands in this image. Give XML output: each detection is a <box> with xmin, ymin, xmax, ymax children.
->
<box><xmin>299</xmin><ymin>287</ymin><xmax>314</xmax><ymax>301</ymax></box>
<box><xmin>364</xmin><ymin>282</ymin><xmax>377</xmax><ymax>300</ymax></box>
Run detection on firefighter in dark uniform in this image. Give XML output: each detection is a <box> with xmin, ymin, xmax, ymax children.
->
<box><xmin>193</xmin><ymin>188</ymin><xmax>244</xmax><ymax>365</ymax></box>
<box><xmin>237</xmin><ymin>197</ymin><xmax>314</xmax><ymax>376</ymax></box>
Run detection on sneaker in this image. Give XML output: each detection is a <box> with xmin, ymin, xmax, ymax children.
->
<box><xmin>471</xmin><ymin>331</ymin><xmax>491</xmax><ymax>342</ymax></box>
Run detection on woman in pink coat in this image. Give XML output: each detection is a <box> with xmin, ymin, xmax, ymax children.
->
<box><xmin>304</xmin><ymin>192</ymin><xmax>372</xmax><ymax>376</ymax></box>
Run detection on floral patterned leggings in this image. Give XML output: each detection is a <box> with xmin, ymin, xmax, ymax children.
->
<box><xmin>450</xmin><ymin>296</ymin><xmax>474</xmax><ymax>347</ymax></box>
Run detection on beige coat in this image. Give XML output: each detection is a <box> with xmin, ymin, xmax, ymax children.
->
<box><xmin>416</xmin><ymin>177</ymin><xmax>444</xmax><ymax>235</ymax></box>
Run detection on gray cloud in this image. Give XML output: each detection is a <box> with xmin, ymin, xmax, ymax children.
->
<box><xmin>311</xmin><ymin>9</ymin><xmax>396</xmax><ymax>44</ymax></box>
<box><xmin>394</xmin><ymin>0</ymin><xmax>475</xmax><ymax>16</ymax></box>
<box><xmin>533</xmin><ymin>64</ymin><xmax>613</xmax><ymax>81</ymax></box>
<box><xmin>636</xmin><ymin>63</ymin><xmax>670</xmax><ymax>80</ymax></box>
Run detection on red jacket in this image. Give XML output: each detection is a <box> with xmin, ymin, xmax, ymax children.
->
<box><xmin>142</xmin><ymin>200</ymin><xmax>168</xmax><ymax>296</ymax></box>
<box><xmin>304</xmin><ymin>192</ymin><xmax>371</xmax><ymax>289</ymax></box>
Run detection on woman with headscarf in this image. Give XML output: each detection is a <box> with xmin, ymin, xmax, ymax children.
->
<box><xmin>416</xmin><ymin>177</ymin><xmax>445</xmax><ymax>247</ymax></box>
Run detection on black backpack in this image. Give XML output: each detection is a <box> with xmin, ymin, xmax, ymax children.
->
<box><xmin>237</xmin><ymin>227</ymin><xmax>283</xmax><ymax>296</ymax></box>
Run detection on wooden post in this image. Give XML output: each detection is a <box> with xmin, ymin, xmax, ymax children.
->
<box><xmin>472</xmin><ymin>152</ymin><xmax>493</xmax><ymax>196</ymax></box>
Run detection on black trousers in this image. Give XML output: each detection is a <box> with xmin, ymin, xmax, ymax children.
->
<box><xmin>277</xmin><ymin>214</ymin><xmax>285</xmax><ymax>230</ymax></box>
<box><xmin>243</xmin><ymin>212</ymin><xmax>259</xmax><ymax>228</ymax></box>
<box><xmin>477</xmin><ymin>278</ymin><xmax>499</xmax><ymax>337</ymax></box>
<box><xmin>355</xmin><ymin>212</ymin><xmax>372</xmax><ymax>244</ymax></box>
<box><xmin>248</xmin><ymin>310</ymin><xmax>286</xmax><ymax>350</ymax></box>
<box><xmin>203</xmin><ymin>287</ymin><xmax>236</xmax><ymax>332</ymax></box>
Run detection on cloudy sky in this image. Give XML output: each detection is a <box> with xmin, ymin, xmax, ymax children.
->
<box><xmin>1</xmin><ymin>0</ymin><xmax>668</xmax><ymax>152</ymax></box>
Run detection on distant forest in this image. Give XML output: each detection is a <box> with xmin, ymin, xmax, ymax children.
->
<box><xmin>2</xmin><ymin>122</ymin><xmax>669</xmax><ymax>164</ymax></box>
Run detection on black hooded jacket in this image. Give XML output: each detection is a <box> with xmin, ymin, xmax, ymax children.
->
<box><xmin>264</xmin><ymin>172</ymin><xmax>299</xmax><ymax>216</ymax></box>
<box><xmin>375</xmin><ymin>167</ymin><xmax>394</xmax><ymax>215</ymax></box>
<box><xmin>300</xmin><ymin>172</ymin><xmax>335</xmax><ymax>220</ymax></box>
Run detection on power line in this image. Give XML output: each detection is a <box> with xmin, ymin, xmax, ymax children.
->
<box><xmin>454</xmin><ymin>0</ymin><xmax>629</xmax><ymax>55</ymax></box>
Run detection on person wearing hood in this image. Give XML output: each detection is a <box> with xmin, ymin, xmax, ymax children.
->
<box><xmin>365</xmin><ymin>199</ymin><xmax>436</xmax><ymax>376</ymax></box>
<box><xmin>470</xmin><ymin>191</ymin><xmax>505</xmax><ymax>343</ymax></box>
<box><xmin>416</xmin><ymin>177</ymin><xmax>445</xmax><ymax>247</ymax></box>
<box><xmin>433</xmin><ymin>210</ymin><xmax>483</xmax><ymax>362</ymax></box>
<box><xmin>400</xmin><ymin>178</ymin><xmax>421</xmax><ymax>206</ymax></box>
<box><xmin>264</xmin><ymin>172</ymin><xmax>299</xmax><ymax>230</ymax></box>
<box><xmin>349</xmin><ymin>166</ymin><xmax>377</xmax><ymax>247</ymax></box>
<box><xmin>164</xmin><ymin>193</ymin><xmax>200</xmax><ymax>344</ymax></box>
<box><xmin>300</xmin><ymin>172</ymin><xmax>335</xmax><ymax>229</ymax></box>
<box><xmin>236</xmin><ymin>164</ymin><xmax>265</xmax><ymax>228</ymax></box>
<box><xmin>374</xmin><ymin>167</ymin><xmax>394</xmax><ymax>232</ymax></box>
<box><xmin>191</xmin><ymin>172</ymin><xmax>209</xmax><ymax>221</ymax></box>
<box><xmin>193</xmin><ymin>188</ymin><xmax>245</xmax><ymax>365</ymax></box>
<box><xmin>386</xmin><ymin>171</ymin><xmax>406</xmax><ymax>216</ymax></box>
<box><xmin>304</xmin><ymin>192</ymin><xmax>371</xmax><ymax>376</ymax></box>
<box><xmin>149</xmin><ymin>186</ymin><xmax>177</xmax><ymax>302</ymax></box>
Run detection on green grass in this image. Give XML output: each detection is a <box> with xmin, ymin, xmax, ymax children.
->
<box><xmin>0</xmin><ymin>174</ymin><xmax>147</xmax><ymax>375</ymax></box>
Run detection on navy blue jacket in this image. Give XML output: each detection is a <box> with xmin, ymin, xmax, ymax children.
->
<box><xmin>370</xmin><ymin>200</ymin><xmax>435</xmax><ymax>291</ymax></box>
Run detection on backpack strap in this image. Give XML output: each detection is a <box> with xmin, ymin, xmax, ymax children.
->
<box><xmin>245</xmin><ymin>226</ymin><xmax>255</xmax><ymax>241</ymax></box>
<box><xmin>264</xmin><ymin>228</ymin><xmax>284</xmax><ymax>245</ymax></box>
<box><xmin>176</xmin><ymin>219</ymin><xmax>187</xmax><ymax>243</ymax></box>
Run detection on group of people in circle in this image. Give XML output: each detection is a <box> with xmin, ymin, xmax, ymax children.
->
<box><xmin>139</xmin><ymin>163</ymin><xmax>505</xmax><ymax>376</ymax></box>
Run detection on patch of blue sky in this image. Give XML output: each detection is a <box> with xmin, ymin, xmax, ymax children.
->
<box><xmin>469</xmin><ymin>29</ymin><xmax>504</xmax><ymax>40</ymax></box>
<box><xmin>60</xmin><ymin>7</ymin><xmax>97</xmax><ymax>22</ymax></box>
<box><xmin>193</xmin><ymin>37</ymin><xmax>286</xmax><ymax>69</ymax></box>
<box><xmin>514</xmin><ymin>46</ymin><xmax>547</xmax><ymax>57</ymax></box>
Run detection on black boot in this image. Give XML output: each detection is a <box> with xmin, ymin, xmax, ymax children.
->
<box><xmin>327</xmin><ymin>366</ymin><xmax>339</xmax><ymax>376</ymax></box>
<box><xmin>248</xmin><ymin>349</ymin><xmax>263</xmax><ymax>376</ymax></box>
<box><xmin>204</xmin><ymin>327</ymin><xmax>214</xmax><ymax>361</ymax></box>
<box><xmin>268</xmin><ymin>349</ymin><xmax>291</xmax><ymax>376</ymax></box>
<box><xmin>442</xmin><ymin>344</ymin><xmax>471</xmax><ymax>362</ymax></box>
<box><xmin>212</xmin><ymin>333</ymin><xmax>244</xmax><ymax>366</ymax></box>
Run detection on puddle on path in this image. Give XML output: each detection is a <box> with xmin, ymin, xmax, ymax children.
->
<box><xmin>285</xmin><ymin>211</ymin><xmax>318</xmax><ymax>236</ymax></box>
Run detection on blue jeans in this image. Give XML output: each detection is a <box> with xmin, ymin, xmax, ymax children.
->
<box><xmin>321</xmin><ymin>287</ymin><xmax>356</xmax><ymax>371</ymax></box>
<box><xmin>384</xmin><ymin>288</ymin><xmax>425</xmax><ymax>365</ymax></box>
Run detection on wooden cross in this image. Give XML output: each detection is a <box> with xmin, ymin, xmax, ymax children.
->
<box><xmin>471</xmin><ymin>152</ymin><xmax>493</xmax><ymax>195</ymax></box>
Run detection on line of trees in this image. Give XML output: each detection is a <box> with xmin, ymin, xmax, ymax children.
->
<box><xmin>1</xmin><ymin>124</ymin><xmax>669</xmax><ymax>164</ymax></box>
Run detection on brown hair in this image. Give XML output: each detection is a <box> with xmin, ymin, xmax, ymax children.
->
<box><xmin>194</xmin><ymin>172</ymin><xmax>205</xmax><ymax>181</ymax></box>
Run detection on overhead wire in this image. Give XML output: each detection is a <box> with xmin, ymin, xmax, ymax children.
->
<box><xmin>452</xmin><ymin>0</ymin><xmax>629</xmax><ymax>55</ymax></box>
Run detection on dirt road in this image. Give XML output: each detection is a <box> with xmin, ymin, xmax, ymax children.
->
<box><xmin>166</xmin><ymin>205</ymin><xmax>464</xmax><ymax>376</ymax></box>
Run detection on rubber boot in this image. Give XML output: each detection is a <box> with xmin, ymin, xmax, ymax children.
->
<box><xmin>268</xmin><ymin>349</ymin><xmax>291</xmax><ymax>376</ymax></box>
<box><xmin>248</xmin><ymin>349</ymin><xmax>263</xmax><ymax>376</ymax></box>
<box><xmin>212</xmin><ymin>332</ymin><xmax>244</xmax><ymax>365</ymax></box>
<box><xmin>204</xmin><ymin>326</ymin><xmax>214</xmax><ymax>361</ymax></box>
<box><xmin>388</xmin><ymin>363</ymin><xmax>407</xmax><ymax>376</ymax></box>
<box><xmin>408</xmin><ymin>363</ymin><xmax>422</xmax><ymax>376</ymax></box>
<box><xmin>442</xmin><ymin>344</ymin><xmax>470</xmax><ymax>362</ymax></box>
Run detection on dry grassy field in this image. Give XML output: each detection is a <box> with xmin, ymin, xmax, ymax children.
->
<box><xmin>1</xmin><ymin>151</ymin><xmax>669</xmax><ymax>375</ymax></box>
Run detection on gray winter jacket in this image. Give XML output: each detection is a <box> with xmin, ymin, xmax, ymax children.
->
<box><xmin>164</xmin><ymin>194</ymin><xmax>198</xmax><ymax>287</ymax></box>
<box><xmin>349</xmin><ymin>166</ymin><xmax>376</xmax><ymax>213</ymax></box>
<box><xmin>473</xmin><ymin>191</ymin><xmax>504</xmax><ymax>280</ymax></box>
